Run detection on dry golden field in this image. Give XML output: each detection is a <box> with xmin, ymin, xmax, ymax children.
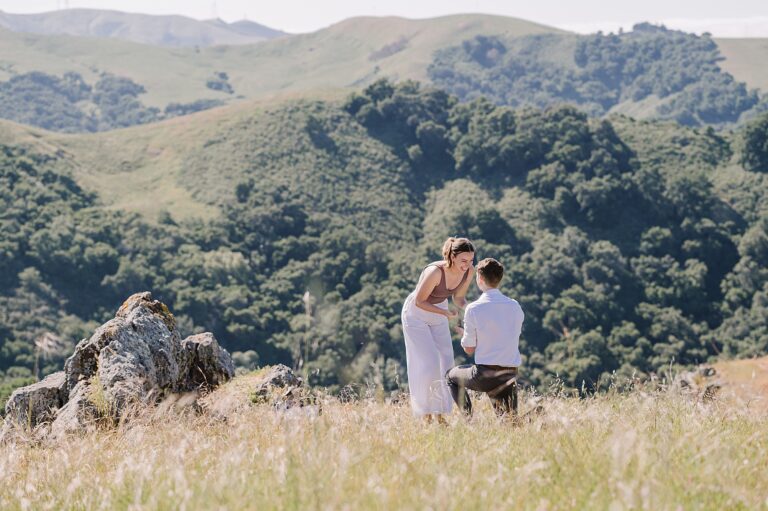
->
<box><xmin>1</xmin><ymin>362</ymin><xmax>767</xmax><ymax>511</ymax></box>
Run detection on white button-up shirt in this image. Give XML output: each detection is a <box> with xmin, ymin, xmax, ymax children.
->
<box><xmin>461</xmin><ymin>288</ymin><xmax>524</xmax><ymax>367</ymax></box>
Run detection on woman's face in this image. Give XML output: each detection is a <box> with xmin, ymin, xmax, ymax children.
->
<box><xmin>453</xmin><ymin>252</ymin><xmax>474</xmax><ymax>272</ymax></box>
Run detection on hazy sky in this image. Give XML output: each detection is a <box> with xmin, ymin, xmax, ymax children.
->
<box><xmin>1</xmin><ymin>0</ymin><xmax>767</xmax><ymax>35</ymax></box>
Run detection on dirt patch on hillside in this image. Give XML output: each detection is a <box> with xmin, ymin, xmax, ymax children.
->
<box><xmin>713</xmin><ymin>356</ymin><xmax>768</xmax><ymax>411</ymax></box>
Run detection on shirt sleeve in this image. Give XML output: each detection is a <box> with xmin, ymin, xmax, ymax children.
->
<box><xmin>460</xmin><ymin>307</ymin><xmax>477</xmax><ymax>348</ymax></box>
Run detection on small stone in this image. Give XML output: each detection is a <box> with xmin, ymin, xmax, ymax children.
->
<box><xmin>179</xmin><ymin>332</ymin><xmax>235</xmax><ymax>390</ymax></box>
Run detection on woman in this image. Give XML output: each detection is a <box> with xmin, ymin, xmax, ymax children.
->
<box><xmin>401</xmin><ymin>237</ymin><xmax>475</xmax><ymax>420</ymax></box>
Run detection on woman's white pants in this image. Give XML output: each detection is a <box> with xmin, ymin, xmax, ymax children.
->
<box><xmin>401</xmin><ymin>293</ymin><xmax>455</xmax><ymax>416</ymax></box>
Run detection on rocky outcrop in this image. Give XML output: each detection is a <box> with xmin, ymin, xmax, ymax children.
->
<box><xmin>4</xmin><ymin>371</ymin><xmax>67</xmax><ymax>428</ymax></box>
<box><xmin>2</xmin><ymin>292</ymin><xmax>235</xmax><ymax>439</ymax></box>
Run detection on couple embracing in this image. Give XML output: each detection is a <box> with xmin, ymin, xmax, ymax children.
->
<box><xmin>401</xmin><ymin>237</ymin><xmax>524</xmax><ymax>421</ymax></box>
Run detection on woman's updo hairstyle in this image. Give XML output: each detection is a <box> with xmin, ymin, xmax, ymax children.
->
<box><xmin>442</xmin><ymin>237</ymin><xmax>475</xmax><ymax>268</ymax></box>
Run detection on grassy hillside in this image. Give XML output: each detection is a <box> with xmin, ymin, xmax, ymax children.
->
<box><xmin>0</xmin><ymin>14</ymin><xmax>562</xmax><ymax>109</ymax></box>
<box><xmin>0</xmin><ymin>28</ymin><xmax>228</xmax><ymax>108</ymax></box>
<box><xmin>0</xmin><ymin>115</ymin><xmax>216</xmax><ymax>220</ymax></box>
<box><xmin>0</xmin><ymin>90</ymin><xmax>415</xmax><ymax>222</ymax></box>
<box><xmin>715</xmin><ymin>38</ymin><xmax>768</xmax><ymax>92</ymax></box>
<box><xmin>1</xmin><ymin>386</ymin><xmax>766</xmax><ymax>509</ymax></box>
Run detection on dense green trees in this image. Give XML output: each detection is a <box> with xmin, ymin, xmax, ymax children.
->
<box><xmin>1</xmin><ymin>79</ymin><xmax>767</xmax><ymax>401</ymax></box>
<box><xmin>343</xmin><ymin>80</ymin><xmax>759</xmax><ymax>387</ymax></box>
<box><xmin>429</xmin><ymin>24</ymin><xmax>763</xmax><ymax>127</ymax></box>
<box><xmin>0</xmin><ymin>72</ymin><xmax>225</xmax><ymax>132</ymax></box>
<box><xmin>738</xmin><ymin>111</ymin><xmax>768</xmax><ymax>172</ymax></box>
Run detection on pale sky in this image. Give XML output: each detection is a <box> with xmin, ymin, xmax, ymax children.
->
<box><xmin>1</xmin><ymin>0</ymin><xmax>767</xmax><ymax>36</ymax></box>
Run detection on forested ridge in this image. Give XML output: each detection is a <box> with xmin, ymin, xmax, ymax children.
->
<box><xmin>429</xmin><ymin>24</ymin><xmax>768</xmax><ymax>127</ymax></box>
<box><xmin>2</xmin><ymin>79</ymin><xmax>768</xmax><ymax>406</ymax></box>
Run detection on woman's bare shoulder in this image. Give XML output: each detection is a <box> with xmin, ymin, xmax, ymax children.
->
<box><xmin>419</xmin><ymin>264</ymin><xmax>443</xmax><ymax>282</ymax></box>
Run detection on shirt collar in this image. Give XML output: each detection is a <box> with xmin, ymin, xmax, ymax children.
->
<box><xmin>484</xmin><ymin>288</ymin><xmax>502</xmax><ymax>297</ymax></box>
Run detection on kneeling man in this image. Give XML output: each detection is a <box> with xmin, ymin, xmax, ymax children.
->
<box><xmin>447</xmin><ymin>258</ymin><xmax>524</xmax><ymax>416</ymax></box>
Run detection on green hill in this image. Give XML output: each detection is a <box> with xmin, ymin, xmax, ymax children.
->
<box><xmin>0</xmin><ymin>91</ymin><xmax>413</xmax><ymax>222</ymax></box>
<box><xmin>428</xmin><ymin>24</ymin><xmax>766</xmax><ymax>127</ymax></box>
<box><xmin>0</xmin><ymin>28</ymin><xmax>229</xmax><ymax>108</ymax></box>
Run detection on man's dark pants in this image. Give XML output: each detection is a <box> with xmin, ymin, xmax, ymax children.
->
<box><xmin>446</xmin><ymin>364</ymin><xmax>518</xmax><ymax>416</ymax></box>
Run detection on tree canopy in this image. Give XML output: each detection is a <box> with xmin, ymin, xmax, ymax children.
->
<box><xmin>2</xmin><ymin>80</ymin><xmax>767</xmax><ymax>403</ymax></box>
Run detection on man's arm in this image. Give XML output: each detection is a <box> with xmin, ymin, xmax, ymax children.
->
<box><xmin>459</xmin><ymin>307</ymin><xmax>477</xmax><ymax>356</ymax></box>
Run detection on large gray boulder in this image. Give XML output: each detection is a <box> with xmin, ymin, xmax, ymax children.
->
<box><xmin>3</xmin><ymin>292</ymin><xmax>236</xmax><ymax>437</ymax></box>
<box><xmin>3</xmin><ymin>371</ymin><xmax>66</xmax><ymax>428</ymax></box>
<box><xmin>65</xmin><ymin>292</ymin><xmax>183</xmax><ymax>411</ymax></box>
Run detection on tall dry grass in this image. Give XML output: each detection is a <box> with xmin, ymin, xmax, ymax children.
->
<box><xmin>0</xmin><ymin>387</ymin><xmax>766</xmax><ymax>510</ymax></box>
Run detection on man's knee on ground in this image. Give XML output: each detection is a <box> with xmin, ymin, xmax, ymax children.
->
<box><xmin>445</xmin><ymin>364</ymin><xmax>465</xmax><ymax>383</ymax></box>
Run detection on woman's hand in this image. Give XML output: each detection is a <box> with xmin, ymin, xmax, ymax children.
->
<box><xmin>444</xmin><ymin>308</ymin><xmax>458</xmax><ymax>319</ymax></box>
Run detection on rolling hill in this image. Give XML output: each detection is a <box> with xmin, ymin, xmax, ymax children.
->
<box><xmin>0</xmin><ymin>13</ymin><xmax>766</xmax><ymax>130</ymax></box>
<box><xmin>0</xmin><ymin>8</ymin><xmax>286</xmax><ymax>47</ymax></box>
<box><xmin>0</xmin><ymin>91</ymin><xmax>413</xmax><ymax>222</ymax></box>
<box><xmin>0</xmin><ymin>14</ymin><xmax>564</xmax><ymax>109</ymax></box>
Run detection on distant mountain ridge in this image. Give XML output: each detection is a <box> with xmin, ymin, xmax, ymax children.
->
<box><xmin>0</xmin><ymin>13</ymin><xmax>562</xmax><ymax>110</ymax></box>
<box><xmin>0</xmin><ymin>8</ymin><xmax>286</xmax><ymax>47</ymax></box>
<box><xmin>0</xmin><ymin>12</ymin><xmax>766</xmax><ymax>132</ymax></box>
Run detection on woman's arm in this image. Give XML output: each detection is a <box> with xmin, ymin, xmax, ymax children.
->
<box><xmin>414</xmin><ymin>267</ymin><xmax>456</xmax><ymax>317</ymax></box>
<box><xmin>451</xmin><ymin>265</ymin><xmax>475</xmax><ymax>309</ymax></box>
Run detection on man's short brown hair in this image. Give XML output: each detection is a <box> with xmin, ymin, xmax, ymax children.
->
<box><xmin>477</xmin><ymin>258</ymin><xmax>504</xmax><ymax>287</ymax></box>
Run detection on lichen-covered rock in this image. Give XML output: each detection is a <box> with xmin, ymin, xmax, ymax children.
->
<box><xmin>64</xmin><ymin>292</ymin><xmax>182</xmax><ymax>413</ymax></box>
<box><xmin>49</xmin><ymin>381</ymin><xmax>100</xmax><ymax>439</ymax></box>
<box><xmin>3</xmin><ymin>371</ymin><xmax>66</xmax><ymax>428</ymax></box>
<box><xmin>179</xmin><ymin>332</ymin><xmax>235</xmax><ymax>390</ymax></box>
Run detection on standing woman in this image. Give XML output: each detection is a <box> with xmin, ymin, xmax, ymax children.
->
<box><xmin>402</xmin><ymin>237</ymin><xmax>475</xmax><ymax>420</ymax></box>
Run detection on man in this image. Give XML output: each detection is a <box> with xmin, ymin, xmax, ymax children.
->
<box><xmin>447</xmin><ymin>257</ymin><xmax>524</xmax><ymax>416</ymax></box>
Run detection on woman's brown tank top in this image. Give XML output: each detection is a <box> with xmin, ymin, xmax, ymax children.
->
<box><xmin>426</xmin><ymin>263</ymin><xmax>469</xmax><ymax>304</ymax></box>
